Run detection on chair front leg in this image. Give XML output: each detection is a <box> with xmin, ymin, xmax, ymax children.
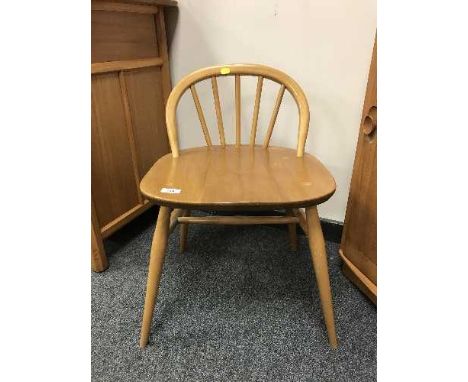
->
<box><xmin>305</xmin><ymin>206</ymin><xmax>338</xmax><ymax>349</ymax></box>
<box><xmin>140</xmin><ymin>206</ymin><xmax>171</xmax><ymax>348</ymax></box>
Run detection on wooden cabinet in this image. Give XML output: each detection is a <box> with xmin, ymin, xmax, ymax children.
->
<box><xmin>340</xmin><ymin>39</ymin><xmax>377</xmax><ymax>303</ymax></box>
<box><xmin>91</xmin><ymin>0</ymin><xmax>177</xmax><ymax>272</ymax></box>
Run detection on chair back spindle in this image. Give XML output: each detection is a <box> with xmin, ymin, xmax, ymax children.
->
<box><xmin>250</xmin><ymin>76</ymin><xmax>264</xmax><ymax>145</ymax></box>
<box><xmin>189</xmin><ymin>85</ymin><xmax>212</xmax><ymax>146</ymax></box>
<box><xmin>210</xmin><ymin>77</ymin><xmax>226</xmax><ymax>146</ymax></box>
<box><xmin>166</xmin><ymin>64</ymin><xmax>310</xmax><ymax>158</ymax></box>
<box><xmin>263</xmin><ymin>84</ymin><xmax>286</xmax><ymax>148</ymax></box>
<box><xmin>235</xmin><ymin>75</ymin><xmax>241</xmax><ymax>147</ymax></box>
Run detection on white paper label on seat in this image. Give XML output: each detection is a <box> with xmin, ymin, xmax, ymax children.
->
<box><xmin>160</xmin><ymin>187</ymin><xmax>181</xmax><ymax>194</ymax></box>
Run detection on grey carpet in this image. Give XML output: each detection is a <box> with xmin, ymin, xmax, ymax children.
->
<box><xmin>92</xmin><ymin>211</ymin><xmax>376</xmax><ymax>381</ymax></box>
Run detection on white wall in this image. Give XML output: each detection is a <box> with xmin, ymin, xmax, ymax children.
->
<box><xmin>165</xmin><ymin>0</ymin><xmax>376</xmax><ymax>222</ymax></box>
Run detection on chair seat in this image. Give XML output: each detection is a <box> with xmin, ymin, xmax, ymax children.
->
<box><xmin>140</xmin><ymin>145</ymin><xmax>336</xmax><ymax>209</ymax></box>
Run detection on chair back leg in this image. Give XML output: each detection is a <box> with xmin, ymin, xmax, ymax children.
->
<box><xmin>286</xmin><ymin>209</ymin><xmax>298</xmax><ymax>250</ymax></box>
<box><xmin>179</xmin><ymin>210</ymin><xmax>190</xmax><ymax>253</ymax></box>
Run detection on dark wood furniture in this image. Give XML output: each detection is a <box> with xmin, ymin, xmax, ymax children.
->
<box><xmin>91</xmin><ymin>0</ymin><xmax>177</xmax><ymax>272</ymax></box>
<box><xmin>340</xmin><ymin>39</ymin><xmax>377</xmax><ymax>304</ymax></box>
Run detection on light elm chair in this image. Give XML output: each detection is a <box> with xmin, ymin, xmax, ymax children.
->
<box><xmin>138</xmin><ymin>64</ymin><xmax>338</xmax><ymax>349</ymax></box>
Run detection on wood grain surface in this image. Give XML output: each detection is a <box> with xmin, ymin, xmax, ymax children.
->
<box><xmin>140</xmin><ymin>145</ymin><xmax>336</xmax><ymax>210</ymax></box>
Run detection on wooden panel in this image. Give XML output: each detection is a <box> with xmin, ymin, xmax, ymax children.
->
<box><xmin>92</xmin><ymin>1</ymin><xmax>160</xmax><ymax>14</ymax></box>
<box><xmin>124</xmin><ymin>67</ymin><xmax>170</xmax><ymax>177</ymax></box>
<box><xmin>91</xmin><ymin>72</ymin><xmax>141</xmax><ymax>227</ymax></box>
<box><xmin>92</xmin><ymin>10</ymin><xmax>159</xmax><ymax>63</ymax></box>
<box><xmin>107</xmin><ymin>0</ymin><xmax>177</xmax><ymax>6</ymax></box>
<box><xmin>91</xmin><ymin>57</ymin><xmax>163</xmax><ymax>74</ymax></box>
<box><xmin>92</xmin><ymin>200</ymin><xmax>108</xmax><ymax>272</ymax></box>
<box><xmin>341</xmin><ymin>255</ymin><xmax>376</xmax><ymax>304</ymax></box>
<box><xmin>341</xmin><ymin>40</ymin><xmax>377</xmax><ymax>287</ymax></box>
<box><xmin>155</xmin><ymin>9</ymin><xmax>172</xmax><ymax>103</ymax></box>
<box><xmin>101</xmin><ymin>200</ymin><xmax>153</xmax><ymax>238</ymax></box>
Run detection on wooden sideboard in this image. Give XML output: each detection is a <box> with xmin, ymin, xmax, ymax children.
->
<box><xmin>91</xmin><ymin>0</ymin><xmax>177</xmax><ymax>272</ymax></box>
<box><xmin>340</xmin><ymin>38</ymin><xmax>377</xmax><ymax>304</ymax></box>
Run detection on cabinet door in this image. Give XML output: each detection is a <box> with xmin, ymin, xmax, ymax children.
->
<box><xmin>91</xmin><ymin>72</ymin><xmax>141</xmax><ymax>228</ymax></box>
<box><xmin>91</xmin><ymin>5</ymin><xmax>171</xmax><ymax>240</ymax></box>
<box><xmin>91</xmin><ymin>3</ymin><xmax>174</xmax><ymax>271</ymax></box>
<box><xmin>341</xmin><ymin>41</ymin><xmax>377</xmax><ymax>286</ymax></box>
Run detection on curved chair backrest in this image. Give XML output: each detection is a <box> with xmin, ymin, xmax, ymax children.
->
<box><xmin>166</xmin><ymin>64</ymin><xmax>310</xmax><ymax>157</ymax></box>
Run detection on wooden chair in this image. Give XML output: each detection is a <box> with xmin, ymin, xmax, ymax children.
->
<box><xmin>139</xmin><ymin>64</ymin><xmax>338</xmax><ymax>349</ymax></box>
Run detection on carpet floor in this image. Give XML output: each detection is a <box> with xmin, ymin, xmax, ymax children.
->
<box><xmin>92</xmin><ymin>210</ymin><xmax>376</xmax><ymax>381</ymax></box>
